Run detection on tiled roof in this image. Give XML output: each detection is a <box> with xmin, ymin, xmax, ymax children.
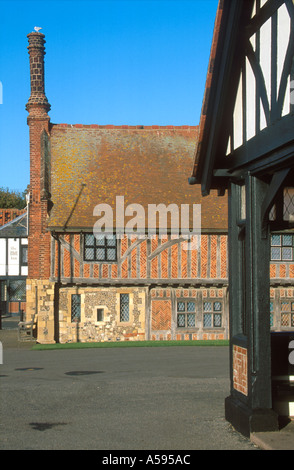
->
<box><xmin>48</xmin><ymin>124</ymin><xmax>228</xmax><ymax>231</ymax></box>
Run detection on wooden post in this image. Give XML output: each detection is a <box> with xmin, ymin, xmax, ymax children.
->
<box><xmin>225</xmin><ymin>175</ymin><xmax>279</xmax><ymax>436</ymax></box>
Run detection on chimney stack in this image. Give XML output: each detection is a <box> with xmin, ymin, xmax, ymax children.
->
<box><xmin>25</xmin><ymin>29</ymin><xmax>52</xmax><ymax>282</ymax></box>
<box><xmin>26</xmin><ymin>31</ymin><xmax>51</xmax><ymax>117</ymax></box>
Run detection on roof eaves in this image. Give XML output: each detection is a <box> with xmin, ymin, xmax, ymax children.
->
<box><xmin>189</xmin><ymin>0</ymin><xmax>225</xmax><ymax>189</ymax></box>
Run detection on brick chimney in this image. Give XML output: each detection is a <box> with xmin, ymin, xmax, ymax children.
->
<box><xmin>26</xmin><ymin>32</ymin><xmax>51</xmax><ymax>117</ymax></box>
<box><xmin>25</xmin><ymin>30</ymin><xmax>56</xmax><ymax>344</ymax></box>
<box><xmin>26</xmin><ymin>30</ymin><xmax>51</xmax><ymax>281</ymax></box>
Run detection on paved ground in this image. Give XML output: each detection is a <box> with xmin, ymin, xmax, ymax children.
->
<box><xmin>0</xmin><ymin>317</ymin><xmax>293</xmax><ymax>451</ymax></box>
<box><xmin>0</xmin><ymin>326</ymin><xmax>257</xmax><ymax>451</ymax></box>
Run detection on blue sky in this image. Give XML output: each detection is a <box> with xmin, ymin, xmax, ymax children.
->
<box><xmin>0</xmin><ymin>0</ymin><xmax>218</xmax><ymax>193</ymax></box>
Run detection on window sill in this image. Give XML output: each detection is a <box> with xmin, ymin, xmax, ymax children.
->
<box><xmin>203</xmin><ymin>327</ymin><xmax>225</xmax><ymax>331</ymax></box>
<box><xmin>83</xmin><ymin>260</ymin><xmax>118</xmax><ymax>264</ymax></box>
<box><xmin>176</xmin><ymin>327</ymin><xmax>199</xmax><ymax>332</ymax></box>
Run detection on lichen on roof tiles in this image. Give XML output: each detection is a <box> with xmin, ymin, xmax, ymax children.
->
<box><xmin>48</xmin><ymin>125</ymin><xmax>227</xmax><ymax>231</ymax></box>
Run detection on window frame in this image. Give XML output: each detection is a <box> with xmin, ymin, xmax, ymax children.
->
<box><xmin>176</xmin><ymin>299</ymin><xmax>197</xmax><ymax>329</ymax></box>
<box><xmin>21</xmin><ymin>244</ymin><xmax>28</xmax><ymax>266</ymax></box>
<box><xmin>203</xmin><ymin>300</ymin><xmax>223</xmax><ymax>329</ymax></box>
<box><xmin>120</xmin><ymin>293</ymin><xmax>130</xmax><ymax>323</ymax></box>
<box><xmin>280</xmin><ymin>299</ymin><xmax>294</xmax><ymax>329</ymax></box>
<box><xmin>84</xmin><ymin>233</ymin><xmax>117</xmax><ymax>263</ymax></box>
<box><xmin>271</xmin><ymin>234</ymin><xmax>294</xmax><ymax>262</ymax></box>
<box><xmin>97</xmin><ymin>308</ymin><xmax>104</xmax><ymax>322</ymax></box>
<box><xmin>71</xmin><ymin>294</ymin><xmax>81</xmax><ymax>323</ymax></box>
<box><xmin>270</xmin><ymin>300</ymin><xmax>274</xmax><ymax>328</ymax></box>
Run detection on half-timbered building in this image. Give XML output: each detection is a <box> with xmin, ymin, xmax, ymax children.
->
<box><xmin>25</xmin><ymin>30</ymin><xmax>229</xmax><ymax>345</ymax></box>
<box><xmin>0</xmin><ymin>211</ymin><xmax>28</xmax><ymax>317</ymax></box>
<box><xmin>190</xmin><ymin>0</ymin><xmax>294</xmax><ymax>436</ymax></box>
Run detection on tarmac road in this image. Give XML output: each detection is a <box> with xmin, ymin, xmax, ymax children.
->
<box><xmin>0</xmin><ymin>344</ymin><xmax>257</xmax><ymax>451</ymax></box>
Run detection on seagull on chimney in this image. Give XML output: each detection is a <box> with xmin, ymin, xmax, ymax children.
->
<box><xmin>34</xmin><ymin>26</ymin><xmax>42</xmax><ymax>32</ymax></box>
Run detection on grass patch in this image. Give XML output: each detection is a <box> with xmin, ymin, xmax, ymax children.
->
<box><xmin>32</xmin><ymin>339</ymin><xmax>229</xmax><ymax>351</ymax></box>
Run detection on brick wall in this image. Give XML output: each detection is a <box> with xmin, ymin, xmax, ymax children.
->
<box><xmin>233</xmin><ymin>345</ymin><xmax>248</xmax><ymax>396</ymax></box>
<box><xmin>27</xmin><ymin>119</ymin><xmax>51</xmax><ymax>280</ymax></box>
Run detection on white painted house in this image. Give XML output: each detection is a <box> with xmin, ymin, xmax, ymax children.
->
<box><xmin>0</xmin><ymin>212</ymin><xmax>28</xmax><ymax>317</ymax></box>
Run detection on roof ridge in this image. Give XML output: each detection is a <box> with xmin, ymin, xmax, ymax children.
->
<box><xmin>51</xmin><ymin>123</ymin><xmax>199</xmax><ymax>130</ymax></box>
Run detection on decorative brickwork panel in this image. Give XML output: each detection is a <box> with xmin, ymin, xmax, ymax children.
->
<box><xmin>102</xmin><ymin>264</ymin><xmax>109</xmax><ymax>278</ymax></box>
<box><xmin>53</xmin><ymin>233</ymin><xmax>231</xmax><ymax>283</ymax></box>
<box><xmin>74</xmin><ymin>234</ymin><xmax>80</xmax><ymax>254</ymax></box>
<box><xmin>74</xmin><ymin>259</ymin><xmax>80</xmax><ymax>278</ymax></box>
<box><xmin>210</xmin><ymin>235</ymin><xmax>217</xmax><ymax>278</ymax></box>
<box><xmin>131</xmin><ymin>247</ymin><xmax>137</xmax><ymax>278</ymax></box>
<box><xmin>121</xmin><ymin>259</ymin><xmax>128</xmax><ymax>279</ymax></box>
<box><xmin>201</xmin><ymin>235</ymin><xmax>208</xmax><ymax>278</ymax></box>
<box><xmin>161</xmin><ymin>248</ymin><xmax>168</xmax><ymax>279</ymax></box>
<box><xmin>151</xmin><ymin>300</ymin><xmax>172</xmax><ymax>331</ymax></box>
<box><xmin>181</xmin><ymin>244</ymin><xmax>188</xmax><ymax>278</ymax></box>
<box><xmin>111</xmin><ymin>264</ymin><xmax>118</xmax><ymax>279</ymax></box>
<box><xmin>220</xmin><ymin>235</ymin><xmax>227</xmax><ymax>279</ymax></box>
<box><xmin>270</xmin><ymin>264</ymin><xmax>276</xmax><ymax>278</ymax></box>
<box><xmin>121</xmin><ymin>236</ymin><xmax>128</xmax><ymax>257</ymax></box>
<box><xmin>83</xmin><ymin>264</ymin><xmax>90</xmax><ymax>278</ymax></box>
<box><xmin>93</xmin><ymin>264</ymin><xmax>99</xmax><ymax>278</ymax></box>
<box><xmin>140</xmin><ymin>240</ymin><xmax>147</xmax><ymax>279</ymax></box>
<box><xmin>171</xmin><ymin>244</ymin><xmax>178</xmax><ymax>279</ymax></box>
<box><xmin>151</xmin><ymin>257</ymin><xmax>158</xmax><ymax>279</ymax></box>
<box><xmin>191</xmin><ymin>240</ymin><xmax>198</xmax><ymax>278</ymax></box>
<box><xmin>233</xmin><ymin>345</ymin><xmax>248</xmax><ymax>396</ymax></box>
<box><xmin>160</xmin><ymin>236</ymin><xmax>169</xmax><ymax>280</ymax></box>
<box><xmin>279</xmin><ymin>264</ymin><xmax>286</xmax><ymax>278</ymax></box>
<box><xmin>63</xmin><ymin>248</ymin><xmax>70</xmax><ymax>278</ymax></box>
<box><xmin>151</xmin><ymin>237</ymin><xmax>158</xmax><ymax>254</ymax></box>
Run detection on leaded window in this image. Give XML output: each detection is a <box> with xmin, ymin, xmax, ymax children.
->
<box><xmin>84</xmin><ymin>234</ymin><xmax>117</xmax><ymax>262</ymax></box>
<box><xmin>280</xmin><ymin>300</ymin><xmax>294</xmax><ymax>328</ymax></box>
<box><xmin>203</xmin><ymin>301</ymin><xmax>222</xmax><ymax>328</ymax></box>
<box><xmin>120</xmin><ymin>294</ymin><xmax>129</xmax><ymax>322</ymax></box>
<box><xmin>270</xmin><ymin>301</ymin><xmax>274</xmax><ymax>328</ymax></box>
<box><xmin>71</xmin><ymin>294</ymin><xmax>81</xmax><ymax>323</ymax></box>
<box><xmin>177</xmin><ymin>301</ymin><xmax>196</xmax><ymax>328</ymax></box>
<box><xmin>271</xmin><ymin>235</ymin><xmax>294</xmax><ymax>261</ymax></box>
<box><xmin>9</xmin><ymin>280</ymin><xmax>26</xmax><ymax>302</ymax></box>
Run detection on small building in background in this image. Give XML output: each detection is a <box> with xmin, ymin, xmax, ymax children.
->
<box><xmin>0</xmin><ymin>211</ymin><xmax>28</xmax><ymax>318</ymax></box>
<box><xmin>0</xmin><ymin>209</ymin><xmax>26</xmax><ymax>227</ymax></box>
